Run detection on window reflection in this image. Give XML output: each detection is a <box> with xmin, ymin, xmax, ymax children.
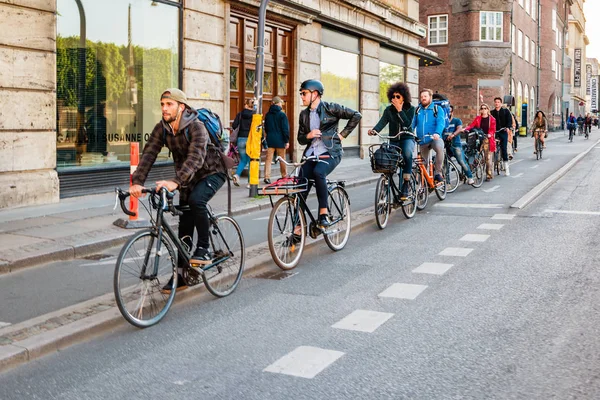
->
<box><xmin>321</xmin><ymin>46</ymin><xmax>359</xmax><ymax>146</ymax></box>
<box><xmin>56</xmin><ymin>0</ymin><xmax>180</xmax><ymax>169</ymax></box>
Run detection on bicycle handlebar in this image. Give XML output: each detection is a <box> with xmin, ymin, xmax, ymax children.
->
<box><xmin>276</xmin><ymin>155</ymin><xmax>329</xmax><ymax>168</ymax></box>
<box><xmin>115</xmin><ymin>187</ymin><xmax>181</xmax><ymax>217</ymax></box>
<box><xmin>368</xmin><ymin>130</ymin><xmax>416</xmax><ymax>140</ymax></box>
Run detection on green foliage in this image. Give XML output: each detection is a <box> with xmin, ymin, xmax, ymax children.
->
<box><xmin>321</xmin><ymin>72</ymin><xmax>358</xmax><ymax>110</ymax></box>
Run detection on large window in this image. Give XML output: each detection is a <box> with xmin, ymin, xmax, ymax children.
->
<box><xmin>56</xmin><ymin>0</ymin><xmax>180</xmax><ymax>169</ymax></box>
<box><xmin>480</xmin><ymin>12</ymin><xmax>503</xmax><ymax>42</ymax></box>
<box><xmin>321</xmin><ymin>29</ymin><xmax>360</xmax><ymax>147</ymax></box>
<box><xmin>517</xmin><ymin>30</ymin><xmax>523</xmax><ymax>58</ymax></box>
<box><xmin>524</xmin><ymin>36</ymin><xmax>530</xmax><ymax>62</ymax></box>
<box><xmin>378</xmin><ymin>48</ymin><xmax>406</xmax><ymax>135</ymax></box>
<box><xmin>428</xmin><ymin>15</ymin><xmax>448</xmax><ymax>45</ymax></box>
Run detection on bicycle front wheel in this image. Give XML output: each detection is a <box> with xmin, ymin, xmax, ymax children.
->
<box><xmin>202</xmin><ymin>216</ymin><xmax>245</xmax><ymax>298</ymax></box>
<box><xmin>414</xmin><ymin>168</ymin><xmax>429</xmax><ymax>210</ymax></box>
<box><xmin>324</xmin><ymin>186</ymin><xmax>351</xmax><ymax>251</ymax></box>
<box><xmin>374</xmin><ymin>175</ymin><xmax>390</xmax><ymax>229</ymax></box>
<box><xmin>401</xmin><ymin>174</ymin><xmax>417</xmax><ymax>219</ymax></box>
<box><xmin>445</xmin><ymin>158</ymin><xmax>460</xmax><ymax>193</ymax></box>
<box><xmin>268</xmin><ymin>197</ymin><xmax>306</xmax><ymax>270</ymax></box>
<box><xmin>471</xmin><ymin>152</ymin><xmax>485</xmax><ymax>188</ymax></box>
<box><xmin>113</xmin><ymin>229</ymin><xmax>177</xmax><ymax>328</ymax></box>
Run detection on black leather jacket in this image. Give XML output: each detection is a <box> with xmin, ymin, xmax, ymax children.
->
<box><xmin>298</xmin><ymin>101</ymin><xmax>362</xmax><ymax>158</ymax></box>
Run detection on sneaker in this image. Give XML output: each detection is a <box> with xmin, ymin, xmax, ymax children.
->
<box><xmin>161</xmin><ymin>274</ymin><xmax>188</xmax><ymax>294</ymax></box>
<box><xmin>190</xmin><ymin>247</ymin><xmax>212</xmax><ymax>266</ymax></box>
<box><xmin>400</xmin><ymin>180</ymin><xmax>410</xmax><ymax>200</ymax></box>
<box><xmin>318</xmin><ymin>214</ymin><xmax>332</xmax><ymax>229</ymax></box>
<box><xmin>285</xmin><ymin>233</ymin><xmax>302</xmax><ymax>247</ymax></box>
<box><xmin>232</xmin><ymin>174</ymin><xmax>240</xmax><ymax>187</ymax></box>
<box><xmin>514</xmin><ymin>148</ymin><xmax>518</xmax><ymax>152</ymax></box>
<box><xmin>434</xmin><ymin>174</ymin><xmax>443</xmax><ymax>184</ymax></box>
<box><xmin>467</xmin><ymin>177</ymin><xmax>475</xmax><ymax>185</ymax></box>
<box><xmin>264</xmin><ymin>178</ymin><xmax>271</xmax><ymax>184</ymax></box>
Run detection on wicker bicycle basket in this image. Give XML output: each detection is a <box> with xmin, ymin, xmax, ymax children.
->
<box><xmin>261</xmin><ymin>177</ymin><xmax>309</xmax><ymax>195</ymax></box>
<box><xmin>369</xmin><ymin>143</ymin><xmax>403</xmax><ymax>174</ymax></box>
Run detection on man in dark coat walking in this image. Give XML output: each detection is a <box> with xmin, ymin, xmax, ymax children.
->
<box><xmin>263</xmin><ymin>96</ymin><xmax>290</xmax><ymax>184</ymax></box>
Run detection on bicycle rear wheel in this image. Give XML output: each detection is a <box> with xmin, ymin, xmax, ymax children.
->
<box><xmin>202</xmin><ymin>216</ymin><xmax>245</xmax><ymax>298</ymax></box>
<box><xmin>268</xmin><ymin>197</ymin><xmax>306</xmax><ymax>270</ymax></box>
<box><xmin>445</xmin><ymin>158</ymin><xmax>460</xmax><ymax>193</ymax></box>
<box><xmin>414</xmin><ymin>168</ymin><xmax>429</xmax><ymax>210</ymax></box>
<box><xmin>401</xmin><ymin>174</ymin><xmax>417</xmax><ymax>219</ymax></box>
<box><xmin>374</xmin><ymin>174</ymin><xmax>390</xmax><ymax>229</ymax></box>
<box><xmin>324</xmin><ymin>186</ymin><xmax>351</xmax><ymax>251</ymax></box>
<box><xmin>471</xmin><ymin>152</ymin><xmax>484</xmax><ymax>188</ymax></box>
<box><xmin>113</xmin><ymin>229</ymin><xmax>177</xmax><ymax>328</ymax></box>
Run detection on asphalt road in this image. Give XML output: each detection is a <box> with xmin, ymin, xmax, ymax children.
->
<box><xmin>2</xmin><ymin>133</ymin><xmax>600</xmax><ymax>399</ymax></box>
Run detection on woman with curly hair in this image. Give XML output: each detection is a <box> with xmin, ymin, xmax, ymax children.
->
<box><xmin>368</xmin><ymin>82</ymin><xmax>416</xmax><ymax>199</ymax></box>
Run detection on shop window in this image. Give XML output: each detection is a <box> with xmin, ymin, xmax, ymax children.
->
<box><xmin>56</xmin><ymin>0</ymin><xmax>180</xmax><ymax>169</ymax></box>
<box><xmin>378</xmin><ymin>61</ymin><xmax>405</xmax><ymax>135</ymax></box>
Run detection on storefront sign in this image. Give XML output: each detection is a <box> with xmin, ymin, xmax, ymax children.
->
<box><xmin>592</xmin><ymin>78</ymin><xmax>598</xmax><ymax>111</ymax></box>
<box><xmin>574</xmin><ymin>48</ymin><xmax>582</xmax><ymax>88</ymax></box>
<box><xmin>587</xmin><ymin>64</ymin><xmax>592</xmax><ymax>95</ymax></box>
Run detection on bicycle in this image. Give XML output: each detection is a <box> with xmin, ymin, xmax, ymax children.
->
<box><xmin>113</xmin><ymin>187</ymin><xmax>245</xmax><ymax>328</ymax></box>
<box><xmin>568</xmin><ymin>123</ymin><xmax>575</xmax><ymax>142</ymax></box>
<box><xmin>413</xmin><ymin>136</ymin><xmax>447</xmax><ymax>211</ymax></box>
<box><xmin>264</xmin><ymin>155</ymin><xmax>351</xmax><ymax>270</ymax></box>
<box><xmin>368</xmin><ymin>131</ymin><xmax>418</xmax><ymax>229</ymax></box>
<box><xmin>493</xmin><ymin>128</ymin><xmax>510</xmax><ymax>176</ymax></box>
<box><xmin>533</xmin><ymin>129</ymin><xmax>544</xmax><ymax>160</ymax></box>
<box><xmin>443</xmin><ymin>138</ymin><xmax>484</xmax><ymax>192</ymax></box>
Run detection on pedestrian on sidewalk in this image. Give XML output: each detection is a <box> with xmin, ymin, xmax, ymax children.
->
<box><xmin>263</xmin><ymin>96</ymin><xmax>289</xmax><ymax>184</ymax></box>
<box><xmin>130</xmin><ymin>88</ymin><xmax>228</xmax><ymax>292</ymax></box>
<box><xmin>232</xmin><ymin>99</ymin><xmax>254</xmax><ymax>188</ymax></box>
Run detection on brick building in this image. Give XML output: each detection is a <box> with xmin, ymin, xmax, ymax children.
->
<box><xmin>0</xmin><ymin>0</ymin><xmax>440</xmax><ymax>208</ymax></box>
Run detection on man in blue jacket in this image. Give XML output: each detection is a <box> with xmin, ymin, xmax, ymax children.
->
<box><xmin>412</xmin><ymin>88</ymin><xmax>446</xmax><ymax>183</ymax></box>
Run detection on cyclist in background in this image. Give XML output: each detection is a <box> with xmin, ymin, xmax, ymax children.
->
<box><xmin>531</xmin><ymin>110</ymin><xmax>548</xmax><ymax>152</ymax></box>
<box><xmin>490</xmin><ymin>97</ymin><xmax>512</xmax><ymax>176</ymax></box>
<box><xmin>455</xmin><ymin>103</ymin><xmax>496</xmax><ymax>181</ymax></box>
<box><xmin>297</xmin><ymin>79</ymin><xmax>361</xmax><ymax>228</ymax></box>
<box><xmin>567</xmin><ymin>112</ymin><xmax>576</xmax><ymax>141</ymax></box>
<box><xmin>368</xmin><ymin>82</ymin><xmax>416</xmax><ymax>199</ymax></box>
<box><xmin>444</xmin><ymin>105</ymin><xmax>474</xmax><ymax>185</ymax></box>
<box><xmin>412</xmin><ymin>88</ymin><xmax>446</xmax><ymax>184</ymax></box>
<box><xmin>585</xmin><ymin>113</ymin><xmax>593</xmax><ymax>137</ymax></box>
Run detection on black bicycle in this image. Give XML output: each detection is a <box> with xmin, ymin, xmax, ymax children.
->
<box><xmin>114</xmin><ymin>187</ymin><xmax>245</xmax><ymax>328</ymax></box>
<box><xmin>369</xmin><ymin>131</ymin><xmax>418</xmax><ymax>229</ymax></box>
<box><xmin>264</xmin><ymin>155</ymin><xmax>351</xmax><ymax>270</ymax></box>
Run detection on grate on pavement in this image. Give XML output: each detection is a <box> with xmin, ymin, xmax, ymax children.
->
<box><xmin>81</xmin><ymin>253</ymin><xmax>113</xmax><ymax>261</ymax></box>
<box><xmin>253</xmin><ymin>270</ymin><xmax>299</xmax><ymax>280</ymax></box>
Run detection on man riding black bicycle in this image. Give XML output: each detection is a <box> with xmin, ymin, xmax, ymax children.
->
<box><xmin>490</xmin><ymin>97</ymin><xmax>512</xmax><ymax>176</ymax></box>
<box><xmin>297</xmin><ymin>79</ymin><xmax>361</xmax><ymax>228</ymax></box>
<box><xmin>130</xmin><ymin>88</ymin><xmax>227</xmax><ymax>293</ymax></box>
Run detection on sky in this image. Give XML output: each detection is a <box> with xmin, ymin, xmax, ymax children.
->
<box><xmin>584</xmin><ymin>1</ymin><xmax>600</xmax><ymax>60</ymax></box>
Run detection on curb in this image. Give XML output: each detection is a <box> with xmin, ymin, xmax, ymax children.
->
<box><xmin>511</xmin><ymin>138</ymin><xmax>600</xmax><ymax>209</ymax></box>
<box><xmin>2</xmin><ymin>176</ymin><xmax>379</xmax><ymax>274</ymax></box>
<box><xmin>0</xmin><ymin>207</ymin><xmax>377</xmax><ymax>374</ymax></box>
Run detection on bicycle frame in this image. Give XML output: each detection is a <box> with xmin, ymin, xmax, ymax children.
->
<box><xmin>414</xmin><ymin>153</ymin><xmax>437</xmax><ymax>188</ymax></box>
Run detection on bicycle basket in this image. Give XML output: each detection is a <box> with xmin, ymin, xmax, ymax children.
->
<box><xmin>261</xmin><ymin>177</ymin><xmax>309</xmax><ymax>195</ymax></box>
<box><xmin>466</xmin><ymin>129</ymin><xmax>485</xmax><ymax>154</ymax></box>
<box><xmin>369</xmin><ymin>143</ymin><xmax>402</xmax><ymax>174</ymax></box>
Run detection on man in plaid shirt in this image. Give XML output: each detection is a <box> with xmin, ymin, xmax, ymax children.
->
<box><xmin>130</xmin><ymin>88</ymin><xmax>227</xmax><ymax>293</ymax></box>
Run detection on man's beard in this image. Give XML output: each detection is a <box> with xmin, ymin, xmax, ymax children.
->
<box><xmin>163</xmin><ymin>114</ymin><xmax>176</xmax><ymax>123</ymax></box>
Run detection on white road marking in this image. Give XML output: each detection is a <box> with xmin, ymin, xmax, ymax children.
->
<box><xmin>509</xmin><ymin>159</ymin><xmax>524</xmax><ymax>165</ymax></box>
<box><xmin>80</xmin><ymin>258</ymin><xmax>119</xmax><ymax>267</ymax></box>
<box><xmin>511</xmin><ymin>173</ymin><xmax>524</xmax><ymax>178</ymax></box>
<box><xmin>439</xmin><ymin>247</ymin><xmax>474</xmax><ymax>257</ymax></box>
<box><xmin>253</xmin><ymin>216</ymin><xmax>270</xmax><ymax>221</ymax></box>
<box><xmin>483</xmin><ymin>185</ymin><xmax>500</xmax><ymax>193</ymax></box>
<box><xmin>378</xmin><ymin>283</ymin><xmax>428</xmax><ymax>300</ymax></box>
<box><xmin>477</xmin><ymin>223</ymin><xmax>504</xmax><ymax>230</ymax></box>
<box><xmin>412</xmin><ymin>262</ymin><xmax>453</xmax><ymax>275</ymax></box>
<box><xmin>434</xmin><ymin>203</ymin><xmax>504</xmax><ymax>209</ymax></box>
<box><xmin>491</xmin><ymin>214</ymin><xmax>515</xmax><ymax>220</ymax></box>
<box><xmin>0</xmin><ymin>322</ymin><xmax>11</xmax><ymax>328</ymax></box>
<box><xmin>531</xmin><ymin>164</ymin><xmax>540</xmax><ymax>169</ymax></box>
<box><xmin>595</xmin><ymin>146</ymin><xmax>600</xmax><ymax>149</ymax></box>
<box><xmin>460</xmin><ymin>234</ymin><xmax>490</xmax><ymax>242</ymax></box>
<box><xmin>544</xmin><ymin>209</ymin><xmax>600</xmax><ymax>216</ymax></box>
<box><xmin>332</xmin><ymin>310</ymin><xmax>394</xmax><ymax>333</ymax></box>
<box><xmin>264</xmin><ymin>346</ymin><xmax>344</xmax><ymax>379</ymax></box>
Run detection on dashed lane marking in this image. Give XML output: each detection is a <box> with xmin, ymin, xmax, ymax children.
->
<box><xmin>491</xmin><ymin>214</ymin><xmax>515</xmax><ymax>220</ymax></box>
<box><xmin>477</xmin><ymin>223</ymin><xmax>504</xmax><ymax>230</ymax></box>
<box><xmin>264</xmin><ymin>346</ymin><xmax>345</xmax><ymax>379</ymax></box>
<box><xmin>544</xmin><ymin>209</ymin><xmax>600</xmax><ymax>216</ymax></box>
<box><xmin>510</xmin><ymin>159</ymin><xmax>524</xmax><ymax>166</ymax></box>
<box><xmin>378</xmin><ymin>283</ymin><xmax>428</xmax><ymax>300</ymax></box>
<box><xmin>483</xmin><ymin>185</ymin><xmax>500</xmax><ymax>193</ymax></box>
<box><xmin>439</xmin><ymin>247</ymin><xmax>474</xmax><ymax>257</ymax></box>
<box><xmin>531</xmin><ymin>164</ymin><xmax>540</xmax><ymax>169</ymax></box>
<box><xmin>460</xmin><ymin>234</ymin><xmax>490</xmax><ymax>242</ymax></box>
<box><xmin>332</xmin><ymin>310</ymin><xmax>394</xmax><ymax>333</ymax></box>
<box><xmin>434</xmin><ymin>203</ymin><xmax>504</xmax><ymax>209</ymax></box>
<box><xmin>252</xmin><ymin>216</ymin><xmax>270</xmax><ymax>221</ymax></box>
<box><xmin>412</xmin><ymin>262</ymin><xmax>453</xmax><ymax>275</ymax></box>
<box><xmin>0</xmin><ymin>322</ymin><xmax>11</xmax><ymax>328</ymax></box>
<box><xmin>511</xmin><ymin>173</ymin><xmax>524</xmax><ymax>178</ymax></box>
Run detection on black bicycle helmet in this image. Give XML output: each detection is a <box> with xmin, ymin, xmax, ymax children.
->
<box><xmin>300</xmin><ymin>79</ymin><xmax>324</xmax><ymax>96</ymax></box>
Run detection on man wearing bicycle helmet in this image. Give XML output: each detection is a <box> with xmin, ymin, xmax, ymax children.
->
<box><xmin>298</xmin><ymin>79</ymin><xmax>361</xmax><ymax>228</ymax></box>
<box><xmin>130</xmin><ymin>88</ymin><xmax>227</xmax><ymax>293</ymax></box>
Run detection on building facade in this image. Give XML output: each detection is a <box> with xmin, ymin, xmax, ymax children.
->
<box><xmin>0</xmin><ymin>0</ymin><xmax>440</xmax><ymax>208</ymax></box>
<box><xmin>564</xmin><ymin>0</ymin><xmax>587</xmax><ymax>119</ymax></box>
<box><xmin>587</xmin><ymin>58</ymin><xmax>599</xmax><ymax>114</ymax></box>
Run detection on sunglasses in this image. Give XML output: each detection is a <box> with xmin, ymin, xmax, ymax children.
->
<box><xmin>392</xmin><ymin>95</ymin><xmax>402</xmax><ymax>100</ymax></box>
<box><xmin>299</xmin><ymin>91</ymin><xmax>311</xmax><ymax>97</ymax></box>
<box><xmin>480</xmin><ymin>107</ymin><xmax>488</xmax><ymax>110</ymax></box>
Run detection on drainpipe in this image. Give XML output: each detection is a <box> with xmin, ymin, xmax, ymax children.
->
<box><xmin>560</xmin><ymin>0</ymin><xmax>569</xmax><ymax>129</ymax></box>
<box><xmin>536</xmin><ymin>0</ymin><xmax>541</xmax><ymax>111</ymax></box>
<box><xmin>509</xmin><ymin>3</ymin><xmax>514</xmax><ymax>99</ymax></box>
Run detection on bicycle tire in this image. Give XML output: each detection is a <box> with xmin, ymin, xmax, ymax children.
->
<box><xmin>201</xmin><ymin>216</ymin><xmax>245</xmax><ymax>298</ymax></box>
<box><xmin>434</xmin><ymin>174</ymin><xmax>447</xmax><ymax>201</ymax></box>
<box><xmin>374</xmin><ymin>175</ymin><xmax>390</xmax><ymax>229</ymax></box>
<box><xmin>471</xmin><ymin>152</ymin><xmax>485</xmax><ymax>188</ymax></box>
<box><xmin>268</xmin><ymin>197</ymin><xmax>306</xmax><ymax>270</ymax></box>
<box><xmin>113</xmin><ymin>229</ymin><xmax>177</xmax><ymax>328</ymax></box>
<box><xmin>324</xmin><ymin>186</ymin><xmax>351</xmax><ymax>251</ymax></box>
<box><xmin>414</xmin><ymin>168</ymin><xmax>429</xmax><ymax>210</ymax></box>
<box><xmin>445</xmin><ymin>158</ymin><xmax>460</xmax><ymax>193</ymax></box>
<box><xmin>401</xmin><ymin>174</ymin><xmax>417</xmax><ymax>219</ymax></box>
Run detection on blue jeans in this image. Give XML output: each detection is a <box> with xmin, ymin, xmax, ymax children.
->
<box><xmin>450</xmin><ymin>144</ymin><xmax>473</xmax><ymax>179</ymax></box>
<box><xmin>391</xmin><ymin>138</ymin><xmax>415</xmax><ymax>180</ymax></box>
<box><xmin>299</xmin><ymin>154</ymin><xmax>340</xmax><ymax>210</ymax></box>
<box><xmin>235</xmin><ymin>137</ymin><xmax>251</xmax><ymax>177</ymax></box>
<box><xmin>497</xmin><ymin>130</ymin><xmax>509</xmax><ymax>161</ymax></box>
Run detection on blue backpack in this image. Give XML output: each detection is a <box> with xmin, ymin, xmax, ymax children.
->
<box><xmin>163</xmin><ymin>108</ymin><xmax>229</xmax><ymax>152</ymax></box>
<box><xmin>415</xmin><ymin>94</ymin><xmax>451</xmax><ymax>133</ymax></box>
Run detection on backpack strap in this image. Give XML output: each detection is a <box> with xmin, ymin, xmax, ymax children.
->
<box><xmin>433</xmin><ymin>104</ymin><xmax>438</xmax><ymax>119</ymax></box>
